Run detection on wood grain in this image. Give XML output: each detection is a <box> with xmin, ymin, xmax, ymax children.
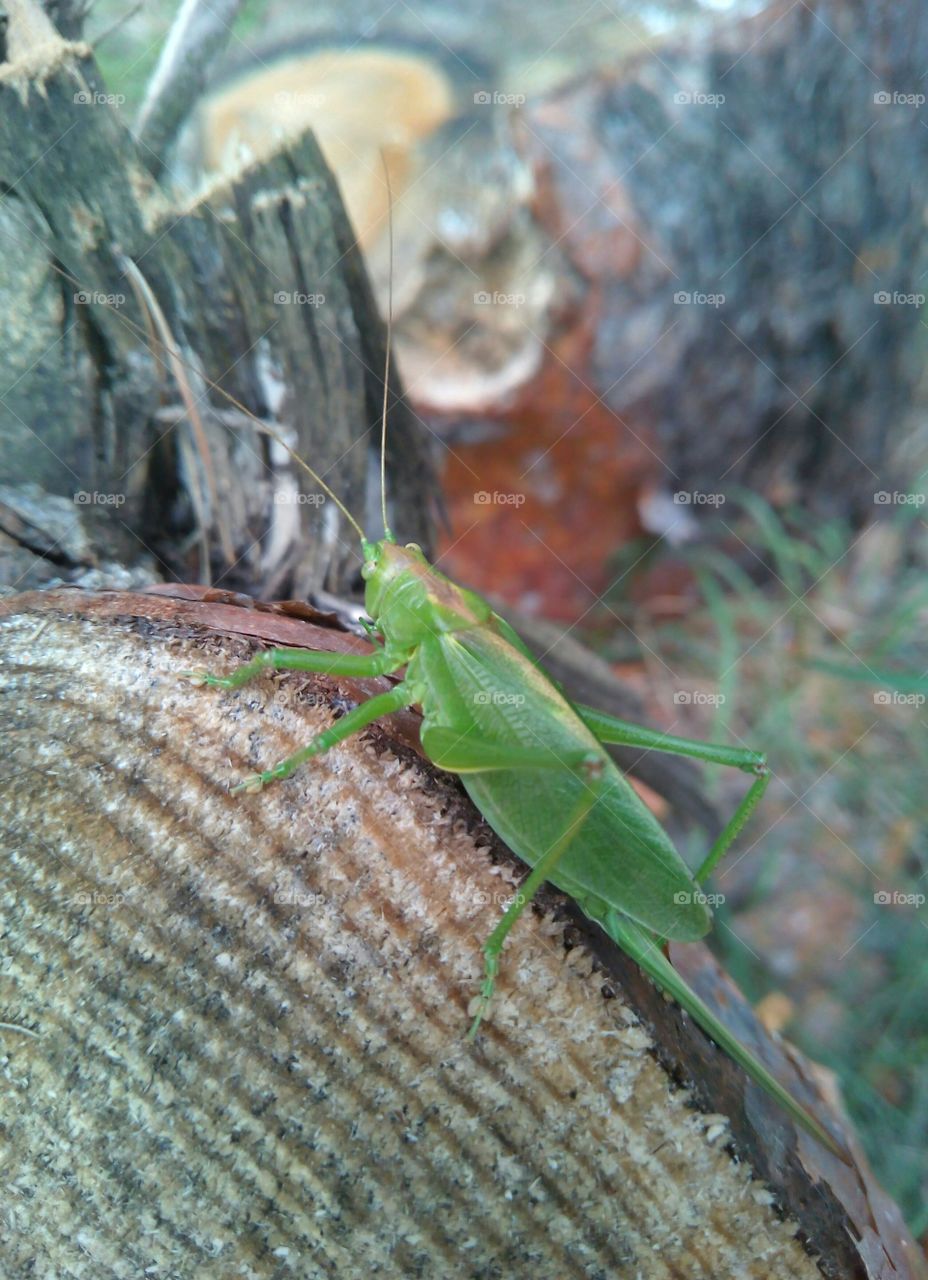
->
<box><xmin>0</xmin><ymin>587</ymin><xmax>922</xmax><ymax>1279</ymax></box>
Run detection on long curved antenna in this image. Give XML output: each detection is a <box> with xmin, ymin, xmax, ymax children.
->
<box><xmin>379</xmin><ymin>151</ymin><xmax>395</xmax><ymax>542</ymax></box>
<box><xmin>41</xmin><ymin>251</ymin><xmax>368</xmax><ymax>544</ymax></box>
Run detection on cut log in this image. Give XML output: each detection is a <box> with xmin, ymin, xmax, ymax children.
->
<box><xmin>519</xmin><ymin>0</ymin><xmax>928</xmax><ymax>524</ymax></box>
<box><xmin>0</xmin><ymin>585</ymin><xmax>922</xmax><ymax>1279</ymax></box>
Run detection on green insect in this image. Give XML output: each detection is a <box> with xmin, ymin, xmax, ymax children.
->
<box><xmin>180</xmin><ymin>160</ymin><xmax>841</xmax><ymax>1158</ymax></box>
<box><xmin>184</xmin><ymin>420</ymin><xmax>842</xmax><ymax>1160</ymax></box>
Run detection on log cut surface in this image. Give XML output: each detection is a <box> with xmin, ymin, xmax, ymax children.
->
<box><xmin>0</xmin><ymin>586</ymin><xmax>922</xmax><ymax>1279</ymax></box>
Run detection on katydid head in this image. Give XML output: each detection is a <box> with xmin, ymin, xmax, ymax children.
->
<box><xmin>361</xmin><ymin>538</ymin><xmax>490</xmax><ymax>640</ymax></box>
<box><xmin>361</xmin><ymin>538</ymin><xmax>426</xmax><ymax>618</ymax></box>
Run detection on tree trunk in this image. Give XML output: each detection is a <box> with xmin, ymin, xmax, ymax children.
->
<box><xmin>519</xmin><ymin>0</ymin><xmax>928</xmax><ymax>524</ymax></box>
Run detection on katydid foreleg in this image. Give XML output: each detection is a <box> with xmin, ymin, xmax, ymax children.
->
<box><xmin>185</xmin><ymin>644</ymin><xmax>405</xmax><ymax>688</ymax></box>
<box><xmin>184</xmin><ymin>645</ymin><xmax>413</xmax><ymax>791</ymax></box>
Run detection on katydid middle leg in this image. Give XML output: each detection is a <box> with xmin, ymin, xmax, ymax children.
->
<box><xmin>574</xmin><ymin>703</ymin><xmax>770</xmax><ymax>884</ymax></box>
<box><xmin>421</xmin><ymin>724</ymin><xmax>607</xmax><ymax>1037</ymax></box>
<box><xmin>233</xmin><ymin>681</ymin><xmax>417</xmax><ymax>793</ymax></box>
<box><xmin>467</xmin><ymin>782</ymin><xmax>600</xmax><ymax>1038</ymax></box>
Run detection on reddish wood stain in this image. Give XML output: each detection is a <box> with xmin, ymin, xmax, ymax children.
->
<box><xmin>434</xmin><ymin>325</ymin><xmax>657</xmax><ymax>622</ymax></box>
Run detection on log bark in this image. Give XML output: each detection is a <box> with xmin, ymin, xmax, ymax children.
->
<box><xmin>135</xmin><ymin>0</ymin><xmax>247</xmax><ymax>174</ymax></box>
<box><xmin>0</xmin><ymin>585</ymin><xmax>923</xmax><ymax>1280</ymax></box>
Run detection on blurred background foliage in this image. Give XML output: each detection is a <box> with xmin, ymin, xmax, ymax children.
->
<box><xmin>599</xmin><ymin>496</ymin><xmax>928</xmax><ymax>1232</ymax></box>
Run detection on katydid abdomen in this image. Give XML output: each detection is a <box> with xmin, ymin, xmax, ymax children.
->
<box><xmin>410</xmin><ymin>625</ymin><xmax>711</xmax><ymax>943</ymax></box>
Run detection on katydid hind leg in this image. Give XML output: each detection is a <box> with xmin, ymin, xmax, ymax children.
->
<box><xmin>421</xmin><ymin>723</ymin><xmax>602</xmax><ymax>776</ymax></box>
<box><xmin>575</xmin><ymin>703</ymin><xmax>766</xmax><ymax>774</ymax></box>
<box><xmin>575</xmin><ymin>701</ymin><xmax>770</xmax><ymax>890</ymax></box>
<box><xmin>693</xmin><ymin>767</ymin><xmax>769</xmax><ymax>884</ymax></box>
<box><xmin>602</xmin><ymin>910</ymin><xmax>844</xmax><ymax>1157</ymax></box>
<box><xmin>233</xmin><ymin>681</ymin><xmax>415</xmax><ymax>793</ymax></box>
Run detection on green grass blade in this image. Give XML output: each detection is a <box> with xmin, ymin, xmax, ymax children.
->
<box><xmin>807</xmin><ymin>659</ymin><xmax>928</xmax><ymax>693</ymax></box>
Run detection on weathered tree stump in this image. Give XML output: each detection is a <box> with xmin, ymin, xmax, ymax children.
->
<box><xmin>185</xmin><ymin>0</ymin><xmax>928</xmax><ymax>611</ymax></box>
<box><xmin>0</xmin><ymin>3</ymin><xmax>432</xmax><ymax>597</ymax></box>
<box><xmin>519</xmin><ymin>0</ymin><xmax>928</xmax><ymax>524</ymax></box>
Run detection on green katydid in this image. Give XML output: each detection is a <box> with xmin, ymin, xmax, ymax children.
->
<box><xmin>180</xmin><ymin>362</ymin><xmax>842</xmax><ymax>1160</ymax></box>
<box><xmin>186</xmin><ymin>527</ymin><xmax>842</xmax><ymax>1155</ymax></box>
